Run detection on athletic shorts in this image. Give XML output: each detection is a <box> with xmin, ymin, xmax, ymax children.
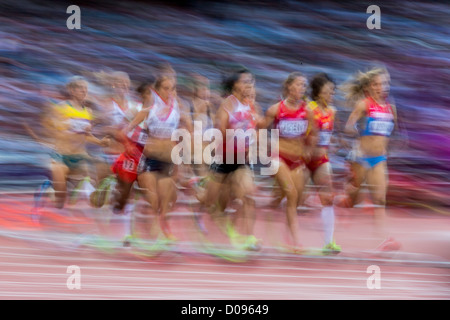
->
<box><xmin>112</xmin><ymin>152</ymin><xmax>141</xmax><ymax>183</ymax></box>
<box><xmin>210</xmin><ymin>162</ymin><xmax>246</xmax><ymax>175</ymax></box>
<box><xmin>357</xmin><ymin>155</ymin><xmax>387</xmax><ymax>168</ymax></box>
<box><xmin>51</xmin><ymin>152</ymin><xmax>88</xmax><ymax>170</ymax></box>
<box><xmin>305</xmin><ymin>154</ymin><xmax>330</xmax><ymax>173</ymax></box>
<box><xmin>279</xmin><ymin>154</ymin><xmax>303</xmax><ymax>170</ymax></box>
<box><xmin>139</xmin><ymin>158</ymin><xmax>174</xmax><ymax>176</ymax></box>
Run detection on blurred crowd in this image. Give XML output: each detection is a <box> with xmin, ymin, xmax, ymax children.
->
<box><xmin>0</xmin><ymin>0</ymin><xmax>449</xmax><ymax>207</ymax></box>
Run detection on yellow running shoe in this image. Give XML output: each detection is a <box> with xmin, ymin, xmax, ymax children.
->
<box><xmin>322</xmin><ymin>241</ymin><xmax>342</xmax><ymax>255</ymax></box>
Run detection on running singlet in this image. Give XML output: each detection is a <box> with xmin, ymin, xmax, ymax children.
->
<box><xmin>224</xmin><ymin>95</ymin><xmax>257</xmax><ymax>155</ymax></box>
<box><xmin>308</xmin><ymin>101</ymin><xmax>334</xmax><ymax>147</ymax></box>
<box><xmin>110</xmin><ymin>98</ymin><xmax>147</xmax><ymax>146</ymax></box>
<box><xmin>273</xmin><ymin>99</ymin><xmax>308</xmax><ymax>138</ymax></box>
<box><xmin>110</xmin><ymin>98</ymin><xmax>141</xmax><ymax>126</ymax></box>
<box><xmin>360</xmin><ymin>96</ymin><xmax>395</xmax><ymax>137</ymax></box>
<box><xmin>56</xmin><ymin>101</ymin><xmax>93</xmax><ymax>134</ymax></box>
<box><xmin>144</xmin><ymin>90</ymin><xmax>180</xmax><ymax>139</ymax></box>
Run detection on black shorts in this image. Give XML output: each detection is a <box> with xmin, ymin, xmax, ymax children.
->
<box><xmin>210</xmin><ymin>162</ymin><xmax>246</xmax><ymax>175</ymax></box>
<box><xmin>140</xmin><ymin>158</ymin><xmax>173</xmax><ymax>176</ymax></box>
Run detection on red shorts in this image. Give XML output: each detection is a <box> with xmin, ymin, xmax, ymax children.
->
<box><xmin>305</xmin><ymin>154</ymin><xmax>329</xmax><ymax>173</ymax></box>
<box><xmin>112</xmin><ymin>144</ymin><xmax>144</xmax><ymax>183</ymax></box>
<box><xmin>279</xmin><ymin>154</ymin><xmax>303</xmax><ymax>170</ymax></box>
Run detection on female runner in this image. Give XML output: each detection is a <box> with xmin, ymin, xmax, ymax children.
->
<box><xmin>125</xmin><ymin>65</ymin><xmax>192</xmax><ymax>241</ymax></box>
<box><xmin>201</xmin><ymin>68</ymin><xmax>262</xmax><ymax>250</ymax></box>
<box><xmin>43</xmin><ymin>76</ymin><xmax>109</xmax><ymax>209</ymax></box>
<box><xmin>342</xmin><ymin>67</ymin><xmax>400</xmax><ymax>251</ymax></box>
<box><xmin>261</xmin><ymin>72</ymin><xmax>316</xmax><ymax>252</ymax></box>
<box><xmin>305</xmin><ymin>73</ymin><xmax>341</xmax><ymax>253</ymax></box>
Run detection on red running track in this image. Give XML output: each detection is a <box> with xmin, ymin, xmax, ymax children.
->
<box><xmin>0</xmin><ymin>195</ymin><xmax>449</xmax><ymax>300</ymax></box>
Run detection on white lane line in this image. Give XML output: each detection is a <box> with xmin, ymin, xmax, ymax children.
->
<box><xmin>0</xmin><ymin>280</ymin><xmax>448</xmax><ymax>295</ymax></box>
<box><xmin>2</xmin><ymin>231</ymin><xmax>448</xmax><ymax>268</ymax></box>
<box><xmin>0</xmin><ymin>249</ymin><xmax>448</xmax><ymax>278</ymax></box>
<box><xmin>0</xmin><ymin>273</ymin><xmax>449</xmax><ymax>289</ymax></box>
<box><xmin>0</xmin><ymin>291</ymin><xmax>399</xmax><ymax>300</ymax></box>
<box><xmin>0</xmin><ymin>267</ymin><xmax>449</xmax><ymax>287</ymax></box>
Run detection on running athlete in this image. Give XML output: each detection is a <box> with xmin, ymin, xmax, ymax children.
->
<box><xmin>96</xmin><ymin>72</ymin><xmax>141</xmax><ymax>178</ymax></box>
<box><xmin>190</xmin><ymin>74</ymin><xmax>216</xmax><ymax>177</ymax></box>
<box><xmin>43</xmin><ymin>76</ymin><xmax>109</xmax><ymax>209</ymax></box>
<box><xmin>342</xmin><ymin>67</ymin><xmax>401</xmax><ymax>251</ymax></box>
<box><xmin>306</xmin><ymin>73</ymin><xmax>341</xmax><ymax>253</ymax></box>
<box><xmin>202</xmin><ymin>68</ymin><xmax>262</xmax><ymax>250</ymax></box>
<box><xmin>261</xmin><ymin>72</ymin><xmax>316</xmax><ymax>252</ymax></box>
<box><xmin>125</xmin><ymin>66</ymin><xmax>192</xmax><ymax>241</ymax></box>
<box><xmin>110</xmin><ymin>80</ymin><xmax>152</xmax><ymax>214</ymax></box>
<box><xmin>86</xmin><ymin>71</ymin><xmax>144</xmax><ymax>209</ymax></box>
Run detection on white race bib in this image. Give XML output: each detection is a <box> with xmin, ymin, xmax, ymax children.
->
<box><xmin>318</xmin><ymin>131</ymin><xmax>332</xmax><ymax>146</ymax></box>
<box><xmin>368</xmin><ymin>120</ymin><xmax>394</xmax><ymax>136</ymax></box>
<box><xmin>68</xmin><ymin>118</ymin><xmax>90</xmax><ymax>133</ymax></box>
<box><xmin>278</xmin><ymin>119</ymin><xmax>308</xmax><ymax>137</ymax></box>
<box><xmin>122</xmin><ymin>159</ymin><xmax>136</xmax><ymax>172</ymax></box>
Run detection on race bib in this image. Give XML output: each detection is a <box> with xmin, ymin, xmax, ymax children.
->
<box><xmin>278</xmin><ymin>119</ymin><xmax>308</xmax><ymax>137</ymax></box>
<box><xmin>318</xmin><ymin>131</ymin><xmax>332</xmax><ymax>146</ymax></box>
<box><xmin>136</xmin><ymin>132</ymin><xmax>148</xmax><ymax>145</ymax></box>
<box><xmin>148</xmin><ymin>125</ymin><xmax>176</xmax><ymax>139</ymax></box>
<box><xmin>68</xmin><ymin>118</ymin><xmax>90</xmax><ymax>133</ymax></box>
<box><xmin>128</xmin><ymin>128</ymin><xmax>148</xmax><ymax>145</ymax></box>
<box><xmin>122</xmin><ymin>158</ymin><xmax>136</xmax><ymax>172</ymax></box>
<box><xmin>368</xmin><ymin>120</ymin><xmax>394</xmax><ymax>136</ymax></box>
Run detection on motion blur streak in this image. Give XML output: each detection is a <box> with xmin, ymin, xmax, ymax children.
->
<box><xmin>0</xmin><ymin>0</ymin><xmax>449</xmax><ymax>301</ymax></box>
<box><xmin>0</xmin><ymin>1</ymin><xmax>448</xmax><ymax>207</ymax></box>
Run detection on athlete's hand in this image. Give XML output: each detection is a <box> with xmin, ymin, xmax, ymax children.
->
<box><xmin>344</xmin><ymin>124</ymin><xmax>359</xmax><ymax>137</ymax></box>
<box><xmin>302</xmin><ymin>149</ymin><xmax>312</xmax><ymax>163</ymax></box>
<box><xmin>100</xmin><ymin>136</ymin><xmax>112</xmax><ymax>147</ymax></box>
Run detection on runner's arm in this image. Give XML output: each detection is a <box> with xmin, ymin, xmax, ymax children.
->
<box><xmin>261</xmin><ymin>102</ymin><xmax>280</xmax><ymax>129</ymax></box>
<box><xmin>344</xmin><ymin>99</ymin><xmax>366</xmax><ymax>135</ymax></box>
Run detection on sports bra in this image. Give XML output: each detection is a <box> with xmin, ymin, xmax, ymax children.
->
<box><xmin>360</xmin><ymin>96</ymin><xmax>394</xmax><ymax>137</ymax></box>
<box><xmin>56</xmin><ymin>101</ymin><xmax>93</xmax><ymax>134</ymax></box>
<box><xmin>308</xmin><ymin>101</ymin><xmax>335</xmax><ymax>147</ymax></box>
<box><xmin>273</xmin><ymin>99</ymin><xmax>308</xmax><ymax>138</ymax></box>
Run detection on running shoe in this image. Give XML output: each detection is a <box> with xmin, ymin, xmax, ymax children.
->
<box><xmin>281</xmin><ymin>244</ymin><xmax>304</xmax><ymax>255</ymax></box>
<box><xmin>376</xmin><ymin>237</ymin><xmax>401</xmax><ymax>252</ymax></box>
<box><xmin>193</xmin><ymin>211</ymin><xmax>208</xmax><ymax>235</ymax></box>
<box><xmin>32</xmin><ymin>180</ymin><xmax>53</xmax><ymax>223</ymax></box>
<box><xmin>83</xmin><ymin>235</ymin><xmax>116</xmax><ymax>254</ymax></box>
<box><xmin>227</xmin><ymin>224</ymin><xmax>246</xmax><ymax>248</ymax></box>
<box><xmin>322</xmin><ymin>241</ymin><xmax>342</xmax><ymax>255</ymax></box>
<box><xmin>243</xmin><ymin>235</ymin><xmax>262</xmax><ymax>251</ymax></box>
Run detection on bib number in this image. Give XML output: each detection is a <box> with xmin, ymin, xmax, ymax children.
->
<box><xmin>318</xmin><ymin>131</ymin><xmax>332</xmax><ymax>146</ymax></box>
<box><xmin>369</xmin><ymin>120</ymin><xmax>394</xmax><ymax>136</ymax></box>
<box><xmin>279</xmin><ymin>119</ymin><xmax>308</xmax><ymax>137</ymax></box>
<box><xmin>122</xmin><ymin>159</ymin><xmax>135</xmax><ymax>172</ymax></box>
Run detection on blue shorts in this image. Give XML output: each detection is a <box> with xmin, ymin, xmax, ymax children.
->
<box><xmin>357</xmin><ymin>155</ymin><xmax>387</xmax><ymax>168</ymax></box>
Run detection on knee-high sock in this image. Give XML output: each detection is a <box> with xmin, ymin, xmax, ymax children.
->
<box><xmin>321</xmin><ymin>206</ymin><xmax>335</xmax><ymax>245</ymax></box>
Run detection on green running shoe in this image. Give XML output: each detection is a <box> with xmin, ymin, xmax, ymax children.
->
<box><xmin>243</xmin><ymin>235</ymin><xmax>261</xmax><ymax>251</ymax></box>
<box><xmin>322</xmin><ymin>241</ymin><xmax>342</xmax><ymax>255</ymax></box>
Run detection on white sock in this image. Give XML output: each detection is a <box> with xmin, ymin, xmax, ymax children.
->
<box><xmin>124</xmin><ymin>203</ymin><xmax>135</xmax><ymax>216</ymax></box>
<box><xmin>83</xmin><ymin>181</ymin><xmax>95</xmax><ymax>199</ymax></box>
<box><xmin>321</xmin><ymin>206</ymin><xmax>335</xmax><ymax>245</ymax></box>
<box><xmin>116</xmin><ymin>215</ymin><xmax>131</xmax><ymax>240</ymax></box>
